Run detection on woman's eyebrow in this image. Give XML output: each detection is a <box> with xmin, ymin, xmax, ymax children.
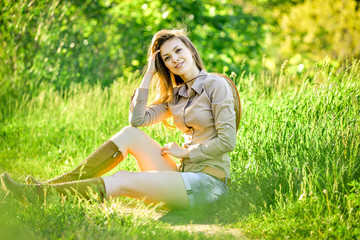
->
<box><xmin>161</xmin><ymin>45</ymin><xmax>180</xmax><ymax>57</ymax></box>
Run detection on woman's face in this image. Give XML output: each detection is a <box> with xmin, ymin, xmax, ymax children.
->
<box><xmin>159</xmin><ymin>37</ymin><xmax>196</xmax><ymax>77</ymax></box>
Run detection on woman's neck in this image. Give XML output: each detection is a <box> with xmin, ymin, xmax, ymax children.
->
<box><xmin>181</xmin><ymin>68</ymin><xmax>200</xmax><ymax>89</ymax></box>
<box><xmin>180</xmin><ymin>63</ymin><xmax>200</xmax><ymax>80</ymax></box>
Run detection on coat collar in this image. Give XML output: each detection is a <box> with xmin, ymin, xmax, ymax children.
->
<box><xmin>174</xmin><ymin>69</ymin><xmax>208</xmax><ymax>99</ymax></box>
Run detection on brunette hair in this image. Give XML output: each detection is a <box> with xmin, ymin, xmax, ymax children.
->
<box><xmin>147</xmin><ymin>29</ymin><xmax>205</xmax><ymax>105</ymax></box>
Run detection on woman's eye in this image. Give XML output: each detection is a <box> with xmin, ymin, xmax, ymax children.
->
<box><xmin>164</xmin><ymin>57</ymin><xmax>170</xmax><ymax>61</ymax></box>
<box><xmin>176</xmin><ymin>48</ymin><xmax>182</xmax><ymax>53</ymax></box>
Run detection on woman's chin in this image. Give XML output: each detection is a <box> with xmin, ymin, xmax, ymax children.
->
<box><xmin>173</xmin><ymin>67</ymin><xmax>187</xmax><ymax>76</ymax></box>
<box><xmin>171</xmin><ymin>70</ymin><xmax>183</xmax><ymax>76</ymax></box>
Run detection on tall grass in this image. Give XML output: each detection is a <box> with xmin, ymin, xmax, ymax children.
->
<box><xmin>230</xmin><ymin>59</ymin><xmax>360</xmax><ymax>238</ymax></box>
<box><xmin>0</xmin><ymin>59</ymin><xmax>359</xmax><ymax>239</ymax></box>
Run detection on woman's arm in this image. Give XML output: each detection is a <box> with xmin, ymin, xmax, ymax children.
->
<box><xmin>128</xmin><ymin>89</ymin><xmax>171</xmax><ymax>127</ymax></box>
<box><xmin>129</xmin><ymin>50</ymin><xmax>171</xmax><ymax>127</ymax></box>
<box><xmin>140</xmin><ymin>50</ymin><xmax>160</xmax><ymax>89</ymax></box>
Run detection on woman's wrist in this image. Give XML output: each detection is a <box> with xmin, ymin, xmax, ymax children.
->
<box><xmin>139</xmin><ymin>72</ymin><xmax>153</xmax><ymax>89</ymax></box>
<box><xmin>181</xmin><ymin>148</ymin><xmax>190</xmax><ymax>158</ymax></box>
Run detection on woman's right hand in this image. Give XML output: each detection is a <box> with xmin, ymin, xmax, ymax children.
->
<box><xmin>146</xmin><ymin>50</ymin><xmax>160</xmax><ymax>77</ymax></box>
<box><xmin>140</xmin><ymin>50</ymin><xmax>160</xmax><ymax>89</ymax></box>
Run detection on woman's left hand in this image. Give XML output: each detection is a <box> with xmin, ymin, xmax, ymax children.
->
<box><xmin>162</xmin><ymin>142</ymin><xmax>189</xmax><ymax>158</ymax></box>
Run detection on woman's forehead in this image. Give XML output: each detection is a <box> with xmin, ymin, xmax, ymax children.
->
<box><xmin>160</xmin><ymin>38</ymin><xmax>185</xmax><ymax>55</ymax></box>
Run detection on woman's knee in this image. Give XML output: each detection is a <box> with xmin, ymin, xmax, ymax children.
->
<box><xmin>106</xmin><ymin>170</ymin><xmax>140</xmax><ymax>195</ymax></box>
<box><xmin>103</xmin><ymin>170</ymin><xmax>131</xmax><ymax>196</ymax></box>
<box><xmin>112</xmin><ymin>126</ymin><xmax>142</xmax><ymax>141</ymax></box>
<box><xmin>121</xmin><ymin>125</ymin><xmax>143</xmax><ymax>136</ymax></box>
<box><xmin>110</xmin><ymin>170</ymin><xmax>131</xmax><ymax>179</ymax></box>
<box><xmin>110</xmin><ymin>126</ymin><xmax>144</xmax><ymax>152</ymax></box>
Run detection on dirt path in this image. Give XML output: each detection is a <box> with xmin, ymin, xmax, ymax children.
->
<box><xmin>150</xmin><ymin>209</ymin><xmax>246</xmax><ymax>239</ymax></box>
<box><xmin>115</xmin><ymin>204</ymin><xmax>246</xmax><ymax>239</ymax></box>
<box><xmin>170</xmin><ymin>224</ymin><xmax>246</xmax><ymax>239</ymax></box>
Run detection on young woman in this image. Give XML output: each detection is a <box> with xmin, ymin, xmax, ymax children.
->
<box><xmin>1</xmin><ymin>29</ymin><xmax>239</xmax><ymax>209</ymax></box>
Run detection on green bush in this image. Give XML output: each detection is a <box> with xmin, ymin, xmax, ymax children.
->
<box><xmin>0</xmin><ymin>1</ymin><xmax>264</xmax><ymax>89</ymax></box>
<box><xmin>279</xmin><ymin>0</ymin><xmax>360</xmax><ymax>63</ymax></box>
<box><xmin>0</xmin><ymin>0</ymin><xmax>265</xmax><ymax>121</ymax></box>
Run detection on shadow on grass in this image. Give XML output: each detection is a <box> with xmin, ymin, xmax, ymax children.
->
<box><xmin>0</xmin><ymin>178</ymin><xmax>270</xmax><ymax>239</ymax></box>
<box><xmin>158</xmin><ymin>182</ymin><xmax>268</xmax><ymax>226</ymax></box>
<box><xmin>0</xmin><ymin>191</ymin><xmax>38</xmax><ymax>240</ymax></box>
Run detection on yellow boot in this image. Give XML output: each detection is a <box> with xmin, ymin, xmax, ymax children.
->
<box><xmin>26</xmin><ymin>140</ymin><xmax>123</xmax><ymax>184</ymax></box>
<box><xmin>2</xmin><ymin>173</ymin><xmax>106</xmax><ymax>201</ymax></box>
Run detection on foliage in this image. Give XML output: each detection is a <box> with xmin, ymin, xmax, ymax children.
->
<box><xmin>237</xmin><ymin>0</ymin><xmax>360</xmax><ymax>74</ymax></box>
<box><xmin>0</xmin><ymin>0</ymin><xmax>265</xmax><ymax>122</ymax></box>
<box><xmin>238</xmin><ymin>0</ymin><xmax>305</xmax><ymax>8</ymax></box>
<box><xmin>278</xmin><ymin>0</ymin><xmax>360</xmax><ymax>63</ymax></box>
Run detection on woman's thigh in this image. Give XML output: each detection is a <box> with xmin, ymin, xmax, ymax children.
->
<box><xmin>110</xmin><ymin>126</ymin><xmax>177</xmax><ymax>171</ymax></box>
<box><xmin>103</xmin><ymin>170</ymin><xmax>189</xmax><ymax>209</ymax></box>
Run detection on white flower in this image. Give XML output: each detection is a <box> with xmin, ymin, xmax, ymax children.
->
<box><xmin>299</xmin><ymin>193</ymin><xmax>306</xmax><ymax>201</ymax></box>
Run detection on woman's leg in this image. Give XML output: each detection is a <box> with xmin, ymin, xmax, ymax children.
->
<box><xmin>106</xmin><ymin>126</ymin><xmax>188</xmax><ymax>208</ymax></box>
<box><xmin>110</xmin><ymin>126</ymin><xmax>177</xmax><ymax>171</ymax></box>
<box><xmin>103</xmin><ymin>171</ymin><xmax>189</xmax><ymax>209</ymax></box>
<box><xmin>3</xmin><ymin>171</ymin><xmax>188</xmax><ymax>209</ymax></box>
<box><xmin>22</xmin><ymin>126</ymin><xmax>187</xmax><ymax>208</ymax></box>
<box><xmin>27</xmin><ymin>125</ymin><xmax>176</xmax><ymax>184</ymax></box>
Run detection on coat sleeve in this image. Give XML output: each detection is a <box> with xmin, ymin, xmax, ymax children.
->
<box><xmin>129</xmin><ymin>88</ymin><xmax>172</xmax><ymax>127</ymax></box>
<box><xmin>187</xmin><ymin>76</ymin><xmax>237</xmax><ymax>162</ymax></box>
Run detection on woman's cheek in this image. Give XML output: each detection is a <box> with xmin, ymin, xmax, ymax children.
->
<box><xmin>165</xmin><ymin>62</ymin><xmax>172</xmax><ymax>70</ymax></box>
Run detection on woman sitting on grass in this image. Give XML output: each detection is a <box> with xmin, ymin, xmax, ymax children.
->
<box><xmin>1</xmin><ymin>29</ymin><xmax>240</xmax><ymax>209</ymax></box>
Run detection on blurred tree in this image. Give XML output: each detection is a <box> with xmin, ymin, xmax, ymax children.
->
<box><xmin>0</xmin><ymin>0</ymin><xmax>265</xmax><ymax>92</ymax></box>
<box><xmin>233</xmin><ymin>0</ymin><xmax>306</xmax><ymax>73</ymax></box>
<box><xmin>0</xmin><ymin>0</ymin><xmax>265</xmax><ymax>120</ymax></box>
<box><xmin>107</xmin><ymin>0</ymin><xmax>265</xmax><ymax>76</ymax></box>
<box><xmin>278</xmin><ymin>0</ymin><xmax>360</xmax><ymax>63</ymax></box>
<box><xmin>235</xmin><ymin>0</ymin><xmax>304</xmax><ymax>8</ymax></box>
<box><xmin>234</xmin><ymin>0</ymin><xmax>360</xmax><ymax>74</ymax></box>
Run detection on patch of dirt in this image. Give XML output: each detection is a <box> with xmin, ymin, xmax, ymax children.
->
<box><xmin>107</xmin><ymin>202</ymin><xmax>246</xmax><ymax>239</ymax></box>
<box><xmin>170</xmin><ymin>224</ymin><xmax>246</xmax><ymax>239</ymax></box>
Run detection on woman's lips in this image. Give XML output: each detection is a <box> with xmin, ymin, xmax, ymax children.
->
<box><xmin>175</xmin><ymin>61</ymin><xmax>184</xmax><ymax>69</ymax></box>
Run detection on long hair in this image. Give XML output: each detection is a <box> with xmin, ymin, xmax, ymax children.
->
<box><xmin>146</xmin><ymin>29</ymin><xmax>205</xmax><ymax>105</ymax></box>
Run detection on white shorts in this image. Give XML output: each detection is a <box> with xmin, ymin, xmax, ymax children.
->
<box><xmin>180</xmin><ymin>172</ymin><xmax>229</xmax><ymax>208</ymax></box>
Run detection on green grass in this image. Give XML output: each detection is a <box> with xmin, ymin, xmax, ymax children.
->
<box><xmin>1</xmin><ymin>59</ymin><xmax>359</xmax><ymax>239</ymax></box>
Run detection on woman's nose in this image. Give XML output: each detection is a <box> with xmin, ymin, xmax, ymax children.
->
<box><xmin>172</xmin><ymin>54</ymin><xmax>179</xmax><ymax>63</ymax></box>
